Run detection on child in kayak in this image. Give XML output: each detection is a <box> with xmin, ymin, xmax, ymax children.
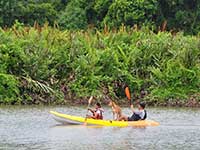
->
<box><xmin>118</xmin><ymin>102</ymin><xmax>147</xmax><ymax>121</ymax></box>
<box><xmin>87</xmin><ymin>102</ymin><xmax>104</xmax><ymax>120</ymax></box>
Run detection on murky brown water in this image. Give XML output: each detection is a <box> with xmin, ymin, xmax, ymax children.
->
<box><xmin>0</xmin><ymin>106</ymin><xmax>200</xmax><ymax>150</ymax></box>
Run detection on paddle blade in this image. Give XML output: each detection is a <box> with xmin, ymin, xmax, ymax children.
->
<box><xmin>88</xmin><ymin>96</ymin><xmax>93</xmax><ymax>105</ymax></box>
<box><xmin>84</xmin><ymin>96</ymin><xmax>93</xmax><ymax>126</ymax></box>
<box><xmin>125</xmin><ymin>86</ymin><xmax>131</xmax><ymax>100</ymax></box>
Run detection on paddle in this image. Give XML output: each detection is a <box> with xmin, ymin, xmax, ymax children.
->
<box><xmin>125</xmin><ymin>86</ymin><xmax>131</xmax><ymax>105</ymax></box>
<box><xmin>83</xmin><ymin>96</ymin><xmax>93</xmax><ymax>126</ymax></box>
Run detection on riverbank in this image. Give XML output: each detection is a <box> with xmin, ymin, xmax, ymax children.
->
<box><xmin>1</xmin><ymin>93</ymin><xmax>200</xmax><ymax>107</ymax></box>
<box><xmin>0</xmin><ymin>24</ymin><xmax>200</xmax><ymax>105</ymax></box>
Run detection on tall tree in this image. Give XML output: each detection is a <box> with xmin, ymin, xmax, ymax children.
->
<box><xmin>0</xmin><ymin>0</ymin><xmax>18</xmax><ymax>26</ymax></box>
<box><xmin>58</xmin><ymin>0</ymin><xmax>88</xmax><ymax>29</ymax></box>
<box><xmin>103</xmin><ymin>0</ymin><xmax>158</xmax><ymax>28</ymax></box>
<box><xmin>158</xmin><ymin>0</ymin><xmax>200</xmax><ymax>34</ymax></box>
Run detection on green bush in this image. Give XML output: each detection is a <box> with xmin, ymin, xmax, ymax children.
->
<box><xmin>0</xmin><ymin>73</ymin><xmax>20</xmax><ymax>104</ymax></box>
<box><xmin>0</xmin><ymin>24</ymin><xmax>200</xmax><ymax>104</ymax></box>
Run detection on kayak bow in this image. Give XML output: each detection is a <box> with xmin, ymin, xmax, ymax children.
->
<box><xmin>50</xmin><ymin>111</ymin><xmax>159</xmax><ymax>127</ymax></box>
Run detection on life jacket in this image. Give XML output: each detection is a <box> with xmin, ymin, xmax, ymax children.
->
<box><xmin>94</xmin><ymin>108</ymin><xmax>104</xmax><ymax>120</ymax></box>
<box><xmin>141</xmin><ymin>110</ymin><xmax>147</xmax><ymax>120</ymax></box>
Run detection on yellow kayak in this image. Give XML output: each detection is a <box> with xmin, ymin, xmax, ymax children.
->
<box><xmin>50</xmin><ymin>111</ymin><xmax>159</xmax><ymax>127</ymax></box>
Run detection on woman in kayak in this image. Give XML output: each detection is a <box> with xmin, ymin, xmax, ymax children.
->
<box><xmin>87</xmin><ymin>102</ymin><xmax>104</xmax><ymax>120</ymax></box>
<box><xmin>118</xmin><ymin>102</ymin><xmax>147</xmax><ymax>121</ymax></box>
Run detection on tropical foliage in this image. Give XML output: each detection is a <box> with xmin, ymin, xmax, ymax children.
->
<box><xmin>1</xmin><ymin>0</ymin><xmax>200</xmax><ymax>34</ymax></box>
<box><xmin>0</xmin><ymin>23</ymin><xmax>200</xmax><ymax>104</ymax></box>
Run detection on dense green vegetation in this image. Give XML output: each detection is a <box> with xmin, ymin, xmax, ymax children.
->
<box><xmin>1</xmin><ymin>0</ymin><xmax>200</xmax><ymax>34</ymax></box>
<box><xmin>0</xmin><ymin>23</ymin><xmax>200</xmax><ymax>104</ymax></box>
<box><xmin>0</xmin><ymin>0</ymin><xmax>200</xmax><ymax>105</ymax></box>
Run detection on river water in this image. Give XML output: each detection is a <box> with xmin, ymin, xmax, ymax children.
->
<box><xmin>0</xmin><ymin>106</ymin><xmax>200</xmax><ymax>150</ymax></box>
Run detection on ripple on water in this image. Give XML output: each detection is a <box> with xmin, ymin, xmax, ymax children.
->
<box><xmin>0</xmin><ymin>106</ymin><xmax>200</xmax><ymax>150</ymax></box>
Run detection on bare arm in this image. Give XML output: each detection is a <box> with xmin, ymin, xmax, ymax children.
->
<box><xmin>130</xmin><ymin>104</ymin><xmax>135</xmax><ymax>112</ymax></box>
<box><xmin>88</xmin><ymin>108</ymin><xmax>95</xmax><ymax>114</ymax></box>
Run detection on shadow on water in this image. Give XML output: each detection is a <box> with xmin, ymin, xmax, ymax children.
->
<box><xmin>51</xmin><ymin>123</ymin><xmax>148</xmax><ymax>129</ymax></box>
<box><xmin>50</xmin><ymin>124</ymin><xmax>106</xmax><ymax>129</ymax></box>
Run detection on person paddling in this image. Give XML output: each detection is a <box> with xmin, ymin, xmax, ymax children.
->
<box><xmin>119</xmin><ymin>102</ymin><xmax>147</xmax><ymax>121</ymax></box>
<box><xmin>87</xmin><ymin>102</ymin><xmax>104</xmax><ymax>120</ymax></box>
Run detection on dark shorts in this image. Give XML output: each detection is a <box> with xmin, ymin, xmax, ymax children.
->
<box><xmin>128</xmin><ymin>117</ymin><xmax>135</xmax><ymax>121</ymax></box>
<box><xmin>128</xmin><ymin>114</ymin><xmax>141</xmax><ymax>121</ymax></box>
